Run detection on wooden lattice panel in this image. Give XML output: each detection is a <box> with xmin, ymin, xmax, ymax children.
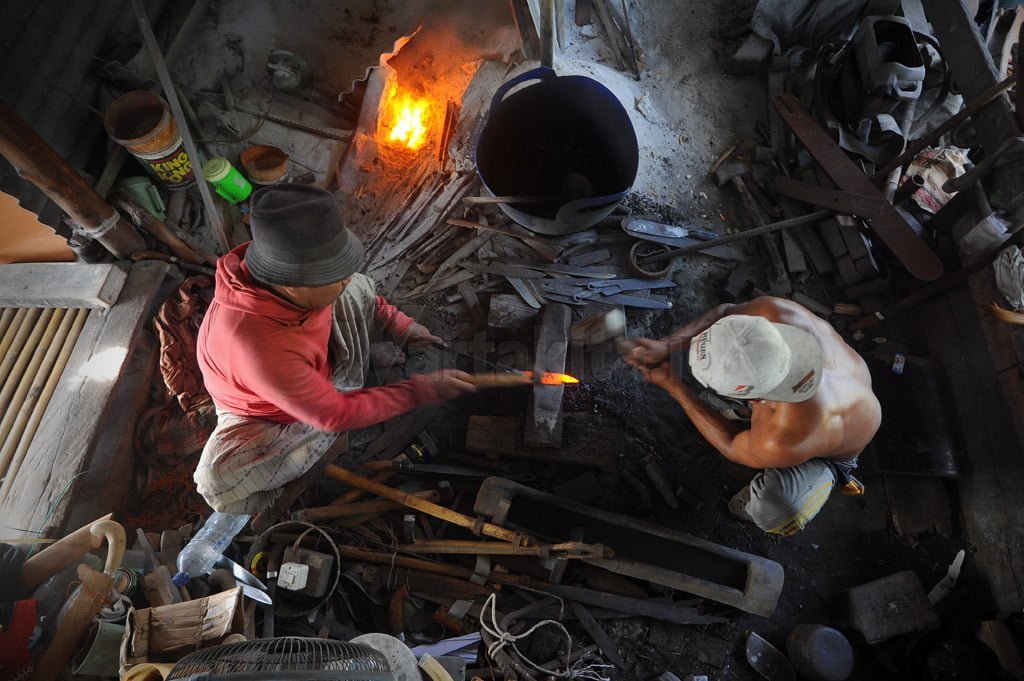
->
<box><xmin>0</xmin><ymin>306</ymin><xmax>90</xmax><ymax>502</ymax></box>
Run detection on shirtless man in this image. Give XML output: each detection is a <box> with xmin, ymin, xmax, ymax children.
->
<box><xmin>626</xmin><ymin>297</ymin><xmax>882</xmax><ymax>535</ymax></box>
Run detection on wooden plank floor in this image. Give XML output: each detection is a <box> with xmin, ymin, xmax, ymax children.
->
<box><xmin>919</xmin><ymin>289</ymin><xmax>1024</xmax><ymax>613</ymax></box>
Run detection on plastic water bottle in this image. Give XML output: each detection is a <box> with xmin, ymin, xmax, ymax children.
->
<box><xmin>172</xmin><ymin>512</ymin><xmax>250</xmax><ymax>587</ymax></box>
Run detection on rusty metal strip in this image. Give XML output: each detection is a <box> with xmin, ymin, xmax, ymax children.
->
<box><xmin>772</xmin><ymin>94</ymin><xmax>943</xmax><ymax>281</ymax></box>
<box><xmin>570</xmin><ymin>601</ymin><xmax>626</xmax><ymax>668</ymax></box>
<box><xmin>772</xmin><ymin>175</ymin><xmax>884</xmax><ymax>219</ymax></box>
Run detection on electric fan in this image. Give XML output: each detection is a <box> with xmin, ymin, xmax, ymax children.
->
<box><xmin>166</xmin><ymin>637</ymin><xmax>395</xmax><ymax>681</ymax></box>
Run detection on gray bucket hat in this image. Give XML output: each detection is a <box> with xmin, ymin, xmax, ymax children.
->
<box><xmin>245</xmin><ymin>183</ymin><xmax>364</xmax><ymax>287</ymax></box>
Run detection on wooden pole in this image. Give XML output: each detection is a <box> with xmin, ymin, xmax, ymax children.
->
<box><xmin>0</xmin><ymin>309</ymin><xmax>88</xmax><ymax>502</ymax></box>
<box><xmin>0</xmin><ymin>309</ymin><xmax>79</xmax><ymax>489</ymax></box>
<box><xmin>0</xmin><ymin>308</ymin><xmax>33</xmax><ymax>383</ymax></box>
<box><xmin>0</xmin><ymin>308</ymin><xmax>53</xmax><ymax>416</ymax></box>
<box><xmin>131</xmin><ymin>0</ymin><xmax>232</xmax><ymax>254</ymax></box>
<box><xmin>0</xmin><ymin>309</ymin><xmax>64</xmax><ymax>462</ymax></box>
<box><xmin>327</xmin><ymin>469</ymin><xmax>399</xmax><ymax>507</ymax></box>
<box><xmin>32</xmin><ymin>520</ymin><xmax>123</xmax><ymax>681</ymax></box>
<box><xmin>0</xmin><ymin>308</ymin><xmax>15</xmax><ymax>339</ymax></box>
<box><xmin>324</xmin><ymin>465</ymin><xmax>527</xmax><ymax>545</ymax></box>
<box><xmin>32</xmin><ymin>565</ymin><xmax>114</xmax><ymax>681</ymax></box>
<box><xmin>0</xmin><ymin>101</ymin><xmax>146</xmax><ymax>258</ymax></box>
<box><xmin>871</xmin><ymin>75</ymin><xmax>1016</xmax><ymax>181</ymax></box>
<box><xmin>333</xmin><ymin>545</ymin><xmax>524</xmax><ymax>585</ymax></box>
<box><xmin>446</xmin><ymin>218</ymin><xmax>561</xmax><ymax>262</ymax></box>
<box><xmin>111</xmin><ymin>192</ymin><xmax>204</xmax><ymax>264</ymax></box>
<box><xmin>397</xmin><ymin>539</ymin><xmax>608</xmax><ymax>557</ymax></box>
<box><xmin>463</xmin><ymin>372</ymin><xmax>534</xmax><ymax>388</ymax></box>
<box><xmin>292</xmin><ymin>490</ymin><xmax>441</xmax><ymax>523</ymax></box>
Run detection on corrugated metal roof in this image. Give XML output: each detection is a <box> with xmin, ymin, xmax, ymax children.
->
<box><xmin>0</xmin><ymin>0</ymin><xmax>167</xmax><ymax>233</ymax></box>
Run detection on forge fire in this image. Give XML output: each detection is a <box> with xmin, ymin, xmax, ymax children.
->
<box><xmin>378</xmin><ymin>81</ymin><xmax>434</xmax><ymax>151</ymax></box>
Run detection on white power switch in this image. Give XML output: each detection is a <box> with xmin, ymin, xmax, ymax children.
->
<box><xmin>277</xmin><ymin>562</ymin><xmax>310</xmax><ymax>591</ymax></box>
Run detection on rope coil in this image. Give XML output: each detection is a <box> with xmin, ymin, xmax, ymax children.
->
<box><xmin>479</xmin><ymin>593</ymin><xmax>611</xmax><ymax>681</ymax></box>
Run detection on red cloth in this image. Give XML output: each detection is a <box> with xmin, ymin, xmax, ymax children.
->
<box><xmin>0</xmin><ymin>600</ymin><xmax>36</xmax><ymax>681</ymax></box>
<box><xmin>197</xmin><ymin>243</ymin><xmax>438</xmax><ymax>432</ymax></box>
<box><xmin>153</xmin><ymin>274</ymin><xmax>215</xmax><ymax>419</ymax></box>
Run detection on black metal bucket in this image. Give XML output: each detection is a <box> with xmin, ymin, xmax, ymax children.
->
<box><xmin>475</xmin><ymin>67</ymin><xmax>639</xmax><ymax>236</ymax></box>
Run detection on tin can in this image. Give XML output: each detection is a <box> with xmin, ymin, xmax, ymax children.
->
<box><xmin>104</xmin><ymin>91</ymin><xmax>195</xmax><ymax>189</ymax></box>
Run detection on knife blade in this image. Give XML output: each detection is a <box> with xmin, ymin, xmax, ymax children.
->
<box><xmin>623</xmin><ymin>216</ymin><xmax>720</xmax><ymax>242</ymax></box>
<box><xmin>214</xmin><ymin>555</ymin><xmax>273</xmax><ymax>604</ymax></box>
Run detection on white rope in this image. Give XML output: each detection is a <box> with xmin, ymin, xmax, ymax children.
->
<box><xmin>479</xmin><ymin>593</ymin><xmax>612</xmax><ymax>681</ymax></box>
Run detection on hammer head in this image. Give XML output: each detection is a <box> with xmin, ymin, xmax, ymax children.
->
<box><xmin>570</xmin><ymin>309</ymin><xmax>627</xmax><ymax>345</ymax></box>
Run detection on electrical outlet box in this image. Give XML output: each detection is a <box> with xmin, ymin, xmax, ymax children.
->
<box><xmin>281</xmin><ymin>546</ymin><xmax>334</xmax><ymax>597</ymax></box>
<box><xmin>277</xmin><ymin>563</ymin><xmax>309</xmax><ymax>591</ymax></box>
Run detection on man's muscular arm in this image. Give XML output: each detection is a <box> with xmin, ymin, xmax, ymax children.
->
<box><xmin>643</xmin><ymin>358</ymin><xmax>819</xmax><ymax>470</ymax></box>
<box><xmin>644</xmin><ymin>364</ymin><xmax>766</xmax><ymax>466</ymax></box>
<box><xmin>627</xmin><ymin>303</ymin><xmax>737</xmax><ymax>367</ymax></box>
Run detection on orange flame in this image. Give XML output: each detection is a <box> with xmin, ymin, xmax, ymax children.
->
<box><xmin>382</xmin><ymin>86</ymin><xmax>432</xmax><ymax>151</ymax></box>
<box><xmin>525</xmin><ymin>372</ymin><xmax>580</xmax><ymax>386</ymax></box>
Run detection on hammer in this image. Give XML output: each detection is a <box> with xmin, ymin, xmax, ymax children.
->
<box><xmin>570</xmin><ymin>309</ymin><xmax>635</xmax><ymax>353</ymax></box>
<box><xmin>571</xmin><ymin>310</ymin><xmax>664</xmax><ymax>368</ymax></box>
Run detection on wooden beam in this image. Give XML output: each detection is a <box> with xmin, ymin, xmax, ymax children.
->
<box><xmin>0</xmin><ymin>101</ymin><xmax>146</xmax><ymax>258</ymax></box>
<box><xmin>924</xmin><ymin>0</ymin><xmax>1024</xmax><ymax>200</ymax></box>
<box><xmin>465</xmin><ymin>414</ymin><xmax>617</xmax><ymax>468</ymax></box>
<box><xmin>0</xmin><ymin>262</ymin><xmax>169</xmax><ymax>537</ymax></box>
<box><xmin>0</xmin><ymin>263</ymin><xmax>127</xmax><ymax>309</ymax></box>
<box><xmin>524</xmin><ymin>303</ymin><xmax>571</xmax><ymax>447</ymax></box>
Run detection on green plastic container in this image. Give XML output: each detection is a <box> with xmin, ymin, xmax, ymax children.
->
<box><xmin>203</xmin><ymin>158</ymin><xmax>252</xmax><ymax>204</ymax></box>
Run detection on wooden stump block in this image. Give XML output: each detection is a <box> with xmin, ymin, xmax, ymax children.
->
<box><xmin>487</xmin><ymin>293</ymin><xmax>538</xmax><ymax>340</ymax></box>
<box><xmin>524</xmin><ymin>303</ymin><xmax>571</xmax><ymax>448</ymax></box>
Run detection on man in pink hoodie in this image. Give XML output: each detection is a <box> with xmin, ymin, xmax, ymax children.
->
<box><xmin>195</xmin><ymin>184</ymin><xmax>475</xmax><ymax>514</ymax></box>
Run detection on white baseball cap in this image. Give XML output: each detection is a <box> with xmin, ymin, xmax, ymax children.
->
<box><xmin>688</xmin><ymin>315</ymin><xmax>823</xmax><ymax>402</ymax></box>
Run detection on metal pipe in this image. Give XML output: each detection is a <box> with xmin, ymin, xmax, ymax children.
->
<box><xmin>641</xmin><ymin>210</ymin><xmax>832</xmax><ymax>264</ymax></box>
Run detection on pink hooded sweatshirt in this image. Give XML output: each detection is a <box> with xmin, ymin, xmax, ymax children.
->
<box><xmin>197</xmin><ymin>243</ymin><xmax>439</xmax><ymax>432</ymax></box>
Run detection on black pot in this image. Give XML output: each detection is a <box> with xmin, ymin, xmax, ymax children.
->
<box><xmin>475</xmin><ymin>67</ymin><xmax>639</xmax><ymax>236</ymax></box>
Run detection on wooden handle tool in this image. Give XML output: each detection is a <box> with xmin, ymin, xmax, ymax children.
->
<box><xmin>462</xmin><ymin>372</ymin><xmax>533</xmax><ymax>388</ymax></box>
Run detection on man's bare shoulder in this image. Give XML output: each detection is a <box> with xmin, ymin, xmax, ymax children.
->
<box><xmin>737</xmin><ymin>297</ymin><xmax>822</xmax><ymax>328</ymax></box>
<box><xmin>749</xmin><ymin>399</ymin><xmax>847</xmax><ymax>465</ymax></box>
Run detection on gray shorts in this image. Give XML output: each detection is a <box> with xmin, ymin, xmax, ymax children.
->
<box><xmin>741</xmin><ymin>459</ymin><xmax>840</xmax><ymax>536</ymax></box>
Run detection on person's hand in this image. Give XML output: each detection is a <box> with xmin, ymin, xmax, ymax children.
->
<box><xmin>624</xmin><ymin>337</ymin><xmax>671</xmax><ymax>369</ymax></box>
<box><xmin>420</xmin><ymin>369</ymin><xmax>478</xmax><ymax>400</ymax></box>
<box><xmin>405</xmin><ymin>322</ymin><xmax>445</xmax><ymax>347</ymax></box>
<box><xmin>641</xmin><ymin>362</ymin><xmax>686</xmax><ymax>393</ymax></box>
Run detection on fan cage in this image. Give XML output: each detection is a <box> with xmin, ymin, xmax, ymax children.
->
<box><xmin>167</xmin><ymin>638</ymin><xmax>394</xmax><ymax>681</ymax></box>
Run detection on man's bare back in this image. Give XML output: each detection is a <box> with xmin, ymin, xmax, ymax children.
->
<box><xmin>628</xmin><ymin>297</ymin><xmax>881</xmax><ymax>470</ymax></box>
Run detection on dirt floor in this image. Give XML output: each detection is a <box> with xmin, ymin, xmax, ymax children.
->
<box><xmin>153</xmin><ymin>1</ymin><xmax>984</xmax><ymax>679</ymax></box>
